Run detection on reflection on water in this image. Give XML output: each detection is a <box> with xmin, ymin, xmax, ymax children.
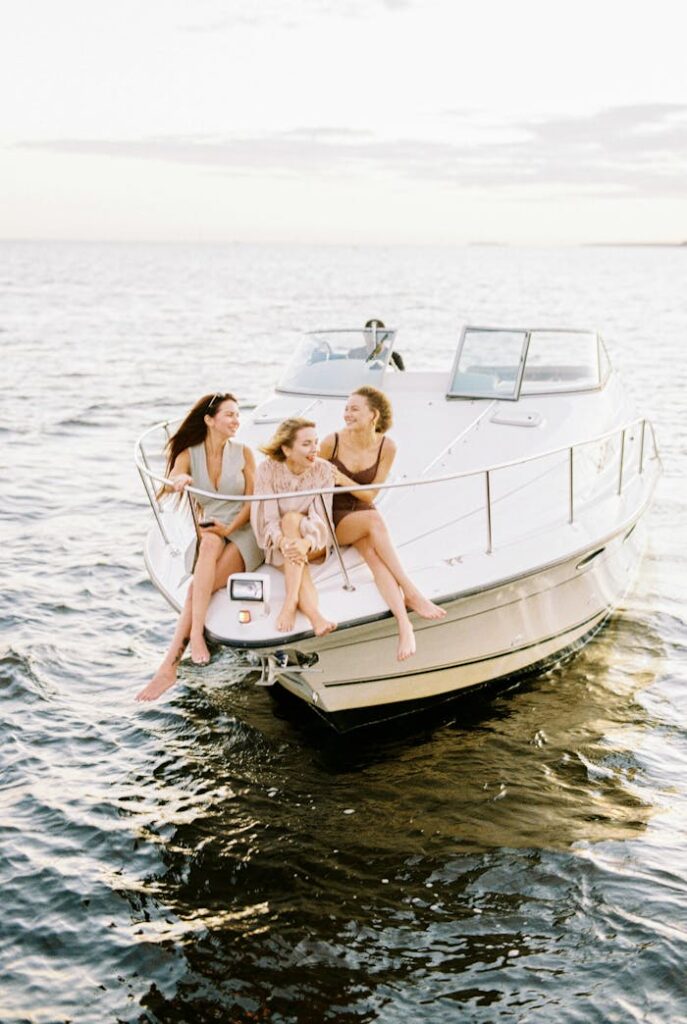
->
<box><xmin>99</xmin><ymin>615</ymin><xmax>667</xmax><ymax>1022</ymax></box>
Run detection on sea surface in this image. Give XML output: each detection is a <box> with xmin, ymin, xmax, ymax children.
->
<box><xmin>1</xmin><ymin>241</ymin><xmax>686</xmax><ymax>1024</ymax></box>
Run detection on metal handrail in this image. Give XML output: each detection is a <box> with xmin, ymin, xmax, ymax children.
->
<box><xmin>134</xmin><ymin>416</ymin><xmax>660</xmax><ymax>580</ymax></box>
<box><xmin>133</xmin><ymin>415</ymin><xmax>658</xmax><ymax>505</ymax></box>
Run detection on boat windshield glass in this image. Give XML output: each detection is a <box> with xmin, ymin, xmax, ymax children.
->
<box><xmin>448</xmin><ymin>329</ymin><xmax>528</xmax><ymax>400</ymax></box>
<box><xmin>448</xmin><ymin>328</ymin><xmax>602</xmax><ymax>400</ymax></box>
<box><xmin>520</xmin><ymin>331</ymin><xmax>600</xmax><ymax>393</ymax></box>
<box><xmin>277</xmin><ymin>327</ymin><xmax>397</xmax><ymax>396</ymax></box>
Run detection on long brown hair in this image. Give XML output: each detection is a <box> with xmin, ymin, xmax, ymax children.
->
<box><xmin>259</xmin><ymin>418</ymin><xmax>316</xmax><ymax>462</ymax></box>
<box><xmin>164</xmin><ymin>392</ymin><xmax>238</xmax><ymax>476</ymax></box>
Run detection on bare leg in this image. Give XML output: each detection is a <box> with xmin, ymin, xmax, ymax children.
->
<box><xmin>190</xmin><ymin>533</ymin><xmax>226</xmax><ymax>663</ymax></box>
<box><xmin>337</xmin><ymin>511</ymin><xmax>446</xmax><ymax>620</ymax></box>
<box><xmin>275</xmin><ymin>512</ymin><xmax>306</xmax><ymax>632</ymax></box>
<box><xmin>356</xmin><ymin>537</ymin><xmax>415</xmax><ymax>661</ymax></box>
<box><xmin>136</xmin><ymin>585</ymin><xmax>193</xmax><ymax>701</ymax></box>
<box><xmin>297</xmin><ymin>563</ymin><xmax>336</xmax><ymax>636</ymax></box>
<box><xmin>137</xmin><ymin>542</ymin><xmax>245</xmax><ymax>701</ymax></box>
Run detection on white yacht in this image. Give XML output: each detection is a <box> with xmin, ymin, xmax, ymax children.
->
<box><xmin>135</xmin><ymin>324</ymin><xmax>661</xmax><ymax>730</ymax></box>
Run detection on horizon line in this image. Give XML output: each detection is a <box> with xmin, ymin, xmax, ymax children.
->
<box><xmin>1</xmin><ymin>237</ymin><xmax>686</xmax><ymax>248</ymax></box>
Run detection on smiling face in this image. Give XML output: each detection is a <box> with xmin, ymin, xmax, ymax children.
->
<box><xmin>283</xmin><ymin>426</ymin><xmax>319</xmax><ymax>470</ymax></box>
<box><xmin>344</xmin><ymin>393</ymin><xmax>377</xmax><ymax>431</ymax></box>
<box><xmin>206</xmin><ymin>398</ymin><xmax>240</xmax><ymax>439</ymax></box>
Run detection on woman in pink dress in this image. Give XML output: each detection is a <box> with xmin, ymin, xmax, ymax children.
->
<box><xmin>320</xmin><ymin>386</ymin><xmax>445</xmax><ymax>661</ymax></box>
<box><xmin>251</xmin><ymin>418</ymin><xmax>337</xmax><ymax>636</ymax></box>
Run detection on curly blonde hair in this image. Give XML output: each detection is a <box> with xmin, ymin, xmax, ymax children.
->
<box><xmin>259</xmin><ymin>418</ymin><xmax>316</xmax><ymax>461</ymax></box>
<box><xmin>353</xmin><ymin>386</ymin><xmax>393</xmax><ymax>434</ymax></box>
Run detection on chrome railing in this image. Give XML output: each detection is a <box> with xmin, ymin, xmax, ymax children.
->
<box><xmin>134</xmin><ymin>416</ymin><xmax>661</xmax><ymax>587</ymax></box>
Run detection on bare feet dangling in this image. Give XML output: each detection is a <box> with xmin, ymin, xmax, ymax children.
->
<box><xmin>397</xmin><ymin>622</ymin><xmax>417</xmax><ymax>661</ymax></box>
<box><xmin>312</xmin><ymin>613</ymin><xmax>337</xmax><ymax>637</ymax></box>
<box><xmin>136</xmin><ymin>664</ymin><xmax>177</xmax><ymax>702</ymax></box>
<box><xmin>405</xmin><ymin>591</ymin><xmax>446</xmax><ymax>620</ymax></box>
<box><xmin>276</xmin><ymin>603</ymin><xmax>298</xmax><ymax>632</ymax></box>
<box><xmin>190</xmin><ymin>634</ymin><xmax>211</xmax><ymax>666</ymax></box>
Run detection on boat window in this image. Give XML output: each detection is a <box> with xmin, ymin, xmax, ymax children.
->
<box><xmin>448</xmin><ymin>327</ymin><xmax>605</xmax><ymax>400</ymax></box>
<box><xmin>447</xmin><ymin>329</ymin><xmax>528</xmax><ymax>401</ymax></box>
<box><xmin>276</xmin><ymin>328</ymin><xmax>397</xmax><ymax>396</ymax></box>
<box><xmin>520</xmin><ymin>331</ymin><xmax>600</xmax><ymax>394</ymax></box>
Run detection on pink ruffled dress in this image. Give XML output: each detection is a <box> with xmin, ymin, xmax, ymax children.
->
<box><xmin>251</xmin><ymin>458</ymin><xmax>335</xmax><ymax>567</ymax></box>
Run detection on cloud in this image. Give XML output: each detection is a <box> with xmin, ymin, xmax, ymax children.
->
<box><xmin>17</xmin><ymin>105</ymin><xmax>687</xmax><ymax>198</ymax></box>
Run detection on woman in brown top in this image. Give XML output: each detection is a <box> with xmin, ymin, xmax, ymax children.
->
<box><xmin>319</xmin><ymin>386</ymin><xmax>445</xmax><ymax>661</ymax></box>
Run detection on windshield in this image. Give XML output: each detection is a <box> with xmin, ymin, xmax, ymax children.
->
<box><xmin>520</xmin><ymin>331</ymin><xmax>600</xmax><ymax>393</ymax></box>
<box><xmin>277</xmin><ymin>327</ymin><xmax>397</xmax><ymax>396</ymax></box>
<box><xmin>448</xmin><ymin>328</ymin><xmax>603</xmax><ymax>400</ymax></box>
<box><xmin>448</xmin><ymin>329</ymin><xmax>527</xmax><ymax>400</ymax></box>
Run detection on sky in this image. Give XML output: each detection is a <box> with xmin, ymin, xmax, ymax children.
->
<box><xmin>1</xmin><ymin>0</ymin><xmax>686</xmax><ymax>245</ymax></box>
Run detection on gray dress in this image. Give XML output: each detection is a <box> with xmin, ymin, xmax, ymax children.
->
<box><xmin>189</xmin><ymin>441</ymin><xmax>263</xmax><ymax>572</ymax></box>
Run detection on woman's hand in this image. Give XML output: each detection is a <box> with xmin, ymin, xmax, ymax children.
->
<box><xmin>198</xmin><ymin>519</ymin><xmax>227</xmax><ymax>539</ymax></box>
<box><xmin>170</xmin><ymin>473</ymin><xmax>193</xmax><ymax>492</ymax></box>
<box><xmin>280</xmin><ymin>536</ymin><xmax>310</xmax><ymax>564</ymax></box>
<box><xmin>333</xmin><ymin>468</ymin><xmax>350</xmax><ymax>487</ymax></box>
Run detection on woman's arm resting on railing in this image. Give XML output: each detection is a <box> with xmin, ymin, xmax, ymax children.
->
<box><xmin>166</xmin><ymin>450</ymin><xmax>193</xmax><ymax>493</ymax></box>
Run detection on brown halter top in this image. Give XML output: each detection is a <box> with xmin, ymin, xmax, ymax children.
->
<box><xmin>329</xmin><ymin>432</ymin><xmax>385</xmax><ymax>526</ymax></box>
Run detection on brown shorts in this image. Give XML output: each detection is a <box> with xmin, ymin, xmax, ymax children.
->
<box><xmin>332</xmin><ymin>500</ymin><xmax>376</xmax><ymax>529</ymax></box>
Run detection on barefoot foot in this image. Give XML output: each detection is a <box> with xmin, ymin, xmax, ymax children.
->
<box><xmin>136</xmin><ymin>664</ymin><xmax>177</xmax><ymax>702</ymax></box>
<box><xmin>312</xmin><ymin>614</ymin><xmax>337</xmax><ymax>637</ymax></box>
<box><xmin>405</xmin><ymin>591</ymin><xmax>446</xmax><ymax>620</ymax></box>
<box><xmin>276</xmin><ymin>603</ymin><xmax>298</xmax><ymax>632</ymax></box>
<box><xmin>397</xmin><ymin>623</ymin><xmax>417</xmax><ymax>661</ymax></box>
<box><xmin>190</xmin><ymin>635</ymin><xmax>211</xmax><ymax>666</ymax></box>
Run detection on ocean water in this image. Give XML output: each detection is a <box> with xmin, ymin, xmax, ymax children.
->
<box><xmin>1</xmin><ymin>241</ymin><xmax>685</xmax><ymax>1024</ymax></box>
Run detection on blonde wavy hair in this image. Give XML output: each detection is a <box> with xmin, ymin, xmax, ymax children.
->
<box><xmin>259</xmin><ymin>417</ymin><xmax>316</xmax><ymax>462</ymax></box>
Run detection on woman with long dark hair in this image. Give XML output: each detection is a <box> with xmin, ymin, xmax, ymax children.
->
<box><xmin>320</xmin><ymin>386</ymin><xmax>445</xmax><ymax>662</ymax></box>
<box><xmin>136</xmin><ymin>393</ymin><xmax>262</xmax><ymax>701</ymax></box>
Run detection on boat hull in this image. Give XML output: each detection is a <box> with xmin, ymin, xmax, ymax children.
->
<box><xmin>269</xmin><ymin>516</ymin><xmax>645</xmax><ymax>728</ymax></box>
